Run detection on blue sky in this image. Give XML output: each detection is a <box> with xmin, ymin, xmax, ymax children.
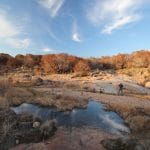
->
<box><xmin>0</xmin><ymin>0</ymin><xmax>150</xmax><ymax>57</ymax></box>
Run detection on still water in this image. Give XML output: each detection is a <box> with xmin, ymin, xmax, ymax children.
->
<box><xmin>11</xmin><ymin>101</ymin><xmax>130</xmax><ymax>135</ymax></box>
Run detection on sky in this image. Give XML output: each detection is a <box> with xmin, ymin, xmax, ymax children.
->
<box><xmin>0</xmin><ymin>0</ymin><xmax>150</xmax><ymax>57</ymax></box>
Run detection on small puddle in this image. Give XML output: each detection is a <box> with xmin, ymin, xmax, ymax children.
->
<box><xmin>11</xmin><ymin>101</ymin><xmax>130</xmax><ymax>135</ymax></box>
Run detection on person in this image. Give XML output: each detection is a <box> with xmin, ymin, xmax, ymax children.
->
<box><xmin>118</xmin><ymin>83</ymin><xmax>123</xmax><ymax>95</ymax></box>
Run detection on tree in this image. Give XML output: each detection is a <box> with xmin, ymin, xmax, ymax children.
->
<box><xmin>88</xmin><ymin>57</ymin><xmax>103</xmax><ymax>70</ymax></box>
<box><xmin>24</xmin><ymin>54</ymin><xmax>41</xmax><ymax>68</ymax></box>
<box><xmin>41</xmin><ymin>54</ymin><xmax>59</xmax><ymax>73</ymax></box>
<box><xmin>73</xmin><ymin>59</ymin><xmax>91</xmax><ymax>73</ymax></box>
<box><xmin>7</xmin><ymin>58</ymin><xmax>21</xmax><ymax>68</ymax></box>
<box><xmin>0</xmin><ymin>53</ymin><xmax>12</xmax><ymax>65</ymax></box>
<box><xmin>130</xmin><ymin>50</ymin><xmax>150</xmax><ymax>68</ymax></box>
<box><xmin>112</xmin><ymin>54</ymin><xmax>129</xmax><ymax>69</ymax></box>
<box><xmin>99</xmin><ymin>56</ymin><xmax>114</xmax><ymax>69</ymax></box>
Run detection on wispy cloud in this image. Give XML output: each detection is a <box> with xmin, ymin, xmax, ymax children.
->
<box><xmin>38</xmin><ymin>0</ymin><xmax>65</xmax><ymax>17</ymax></box>
<box><xmin>102</xmin><ymin>15</ymin><xmax>140</xmax><ymax>34</ymax></box>
<box><xmin>43</xmin><ymin>47</ymin><xmax>60</xmax><ymax>53</ymax></box>
<box><xmin>0</xmin><ymin>9</ymin><xmax>31</xmax><ymax>49</ymax></box>
<box><xmin>5</xmin><ymin>38</ymin><xmax>31</xmax><ymax>49</ymax></box>
<box><xmin>72</xmin><ymin>21</ymin><xmax>82</xmax><ymax>42</ymax></box>
<box><xmin>87</xmin><ymin>0</ymin><xmax>143</xmax><ymax>34</ymax></box>
<box><xmin>0</xmin><ymin>11</ymin><xmax>20</xmax><ymax>38</ymax></box>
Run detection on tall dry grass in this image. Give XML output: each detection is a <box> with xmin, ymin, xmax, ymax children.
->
<box><xmin>0</xmin><ymin>79</ymin><xmax>11</xmax><ymax>95</ymax></box>
<box><xmin>0</xmin><ymin>79</ymin><xmax>11</xmax><ymax>108</ymax></box>
<box><xmin>0</xmin><ymin>79</ymin><xmax>34</xmax><ymax>108</ymax></box>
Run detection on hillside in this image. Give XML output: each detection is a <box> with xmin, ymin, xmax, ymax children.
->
<box><xmin>0</xmin><ymin>50</ymin><xmax>150</xmax><ymax>88</ymax></box>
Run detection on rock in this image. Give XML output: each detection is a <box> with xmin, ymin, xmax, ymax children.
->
<box><xmin>90</xmin><ymin>70</ymin><xmax>100</xmax><ymax>77</ymax></box>
<box><xmin>71</xmin><ymin>72</ymin><xmax>89</xmax><ymax>78</ymax></box>
<box><xmin>22</xmin><ymin>74</ymin><xmax>32</xmax><ymax>82</ymax></box>
<box><xmin>33</xmin><ymin>121</ymin><xmax>41</xmax><ymax>128</ymax></box>
<box><xmin>145</xmin><ymin>82</ymin><xmax>150</xmax><ymax>88</ymax></box>
<box><xmin>15</xmin><ymin>139</ymin><xmax>19</xmax><ymax>145</ymax></box>
<box><xmin>40</xmin><ymin>120</ymin><xmax>57</xmax><ymax>139</ymax></box>
<box><xmin>43</xmin><ymin>79</ymin><xmax>52</xmax><ymax>85</ymax></box>
<box><xmin>32</xmin><ymin>77</ymin><xmax>43</xmax><ymax>85</ymax></box>
<box><xmin>101</xmin><ymin>138</ymin><xmax>145</xmax><ymax>150</ymax></box>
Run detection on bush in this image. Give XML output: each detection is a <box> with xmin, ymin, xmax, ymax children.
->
<box><xmin>73</xmin><ymin>60</ymin><xmax>91</xmax><ymax>73</ymax></box>
<box><xmin>41</xmin><ymin>54</ymin><xmax>79</xmax><ymax>74</ymax></box>
<box><xmin>0</xmin><ymin>53</ymin><xmax>12</xmax><ymax>65</ymax></box>
<box><xmin>0</xmin><ymin>50</ymin><xmax>150</xmax><ymax>74</ymax></box>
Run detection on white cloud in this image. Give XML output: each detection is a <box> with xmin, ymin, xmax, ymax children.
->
<box><xmin>38</xmin><ymin>0</ymin><xmax>65</xmax><ymax>17</ymax></box>
<box><xmin>0</xmin><ymin>11</ymin><xmax>20</xmax><ymax>38</ymax></box>
<box><xmin>0</xmin><ymin>9</ymin><xmax>31</xmax><ymax>49</ymax></box>
<box><xmin>5</xmin><ymin>38</ymin><xmax>31</xmax><ymax>49</ymax></box>
<box><xmin>72</xmin><ymin>33</ymin><xmax>81</xmax><ymax>42</ymax></box>
<box><xmin>102</xmin><ymin>15</ymin><xmax>140</xmax><ymax>34</ymax></box>
<box><xmin>43</xmin><ymin>48</ymin><xmax>59</xmax><ymax>53</ymax></box>
<box><xmin>87</xmin><ymin>0</ymin><xmax>143</xmax><ymax>34</ymax></box>
<box><xmin>72</xmin><ymin>22</ymin><xmax>82</xmax><ymax>42</ymax></box>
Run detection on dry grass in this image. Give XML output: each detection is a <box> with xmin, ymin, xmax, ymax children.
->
<box><xmin>1</xmin><ymin>120</ymin><xmax>15</xmax><ymax>138</ymax></box>
<box><xmin>0</xmin><ymin>78</ymin><xmax>87</xmax><ymax>110</ymax></box>
<box><xmin>118</xmin><ymin>68</ymin><xmax>149</xmax><ymax>76</ymax></box>
<box><xmin>0</xmin><ymin>79</ymin><xmax>35</xmax><ymax>108</ymax></box>
<box><xmin>117</xmin><ymin>68</ymin><xmax>150</xmax><ymax>86</ymax></box>
<box><xmin>64</xmin><ymin>82</ymin><xmax>80</xmax><ymax>90</ymax></box>
<box><xmin>0</xmin><ymin>79</ymin><xmax>11</xmax><ymax>95</ymax></box>
<box><xmin>5</xmin><ymin>87</ymin><xmax>34</xmax><ymax>106</ymax></box>
<box><xmin>28</xmin><ymin>88</ymin><xmax>88</xmax><ymax>111</ymax></box>
<box><xmin>133</xmin><ymin>94</ymin><xmax>150</xmax><ymax>100</ymax></box>
<box><xmin>0</xmin><ymin>79</ymin><xmax>11</xmax><ymax>108</ymax></box>
<box><xmin>0</xmin><ymin>96</ymin><xmax>9</xmax><ymax>108</ymax></box>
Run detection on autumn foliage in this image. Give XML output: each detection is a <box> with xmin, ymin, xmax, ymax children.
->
<box><xmin>99</xmin><ymin>50</ymin><xmax>150</xmax><ymax>69</ymax></box>
<box><xmin>41</xmin><ymin>54</ymin><xmax>79</xmax><ymax>73</ymax></box>
<box><xmin>73</xmin><ymin>60</ymin><xmax>91</xmax><ymax>73</ymax></box>
<box><xmin>15</xmin><ymin>54</ymin><xmax>42</xmax><ymax>68</ymax></box>
<box><xmin>0</xmin><ymin>50</ymin><xmax>150</xmax><ymax>74</ymax></box>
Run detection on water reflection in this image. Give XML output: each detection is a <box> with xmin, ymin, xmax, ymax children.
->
<box><xmin>11</xmin><ymin>101</ymin><xmax>130</xmax><ymax>135</ymax></box>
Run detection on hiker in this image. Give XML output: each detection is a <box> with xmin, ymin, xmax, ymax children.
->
<box><xmin>118</xmin><ymin>83</ymin><xmax>124</xmax><ymax>95</ymax></box>
<box><xmin>99</xmin><ymin>88</ymin><xmax>104</xmax><ymax>94</ymax></box>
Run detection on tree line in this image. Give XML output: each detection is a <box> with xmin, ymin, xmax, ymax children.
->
<box><xmin>0</xmin><ymin>50</ymin><xmax>149</xmax><ymax>74</ymax></box>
